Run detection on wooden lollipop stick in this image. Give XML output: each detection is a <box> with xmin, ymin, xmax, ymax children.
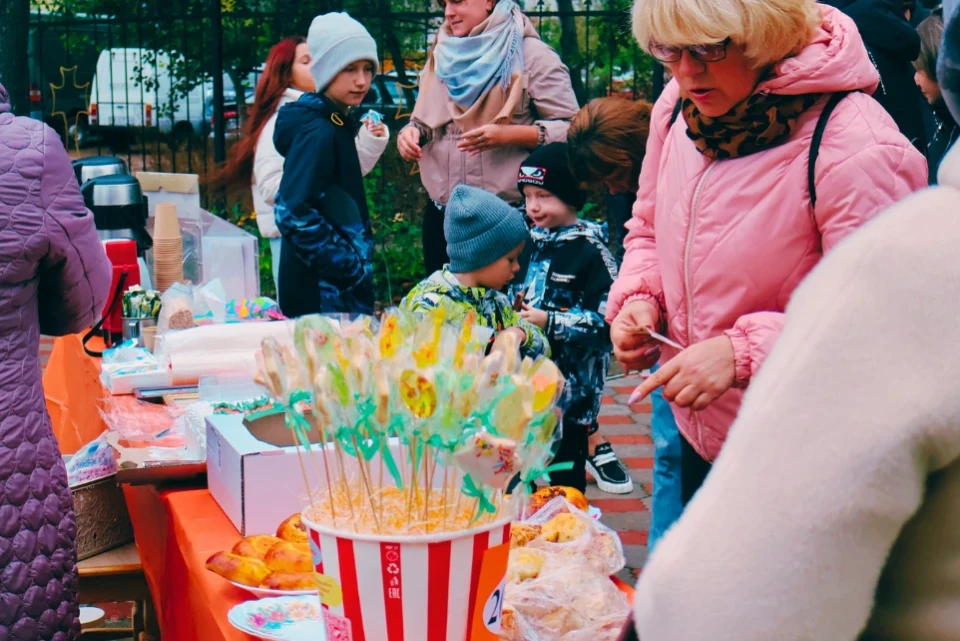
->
<box><xmin>441</xmin><ymin>462</ymin><xmax>450</xmax><ymax>530</ymax></box>
<box><xmin>313</xmin><ymin>425</ymin><xmax>338</xmax><ymax>527</ymax></box>
<box><xmin>351</xmin><ymin>436</ymin><xmax>382</xmax><ymax>533</ymax></box>
<box><xmin>333</xmin><ymin>441</ymin><xmax>357</xmax><ymax>531</ymax></box>
<box><xmin>422</xmin><ymin>447</ymin><xmax>432</xmax><ymax>524</ymax></box>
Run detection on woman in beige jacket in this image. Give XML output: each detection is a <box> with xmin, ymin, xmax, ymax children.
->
<box><xmin>625</xmin><ymin>6</ymin><xmax>960</xmax><ymax>639</ymax></box>
<box><xmin>397</xmin><ymin>0</ymin><xmax>579</xmax><ymax>273</ymax></box>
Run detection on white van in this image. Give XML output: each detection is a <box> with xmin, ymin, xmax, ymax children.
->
<box><xmin>87</xmin><ymin>48</ymin><xmax>234</xmax><ymax>143</ymax></box>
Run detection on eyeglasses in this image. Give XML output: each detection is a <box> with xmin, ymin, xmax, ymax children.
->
<box><xmin>648</xmin><ymin>38</ymin><xmax>731</xmax><ymax>63</ymax></box>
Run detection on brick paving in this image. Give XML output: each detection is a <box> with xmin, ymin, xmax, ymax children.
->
<box><xmin>592</xmin><ymin>373</ymin><xmax>652</xmax><ymax>580</ymax></box>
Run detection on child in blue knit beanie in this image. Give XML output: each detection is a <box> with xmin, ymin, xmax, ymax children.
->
<box><xmin>272</xmin><ymin>12</ymin><xmax>381</xmax><ymax>318</ymax></box>
<box><xmin>401</xmin><ymin>184</ymin><xmax>549</xmax><ymax>360</ymax></box>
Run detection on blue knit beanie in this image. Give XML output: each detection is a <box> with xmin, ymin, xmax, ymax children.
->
<box><xmin>307</xmin><ymin>13</ymin><xmax>379</xmax><ymax>92</ymax></box>
<box><xmin>444</xmin><ymin>185</ymin><xmax>530</xmax><ymax>273</ymax></box>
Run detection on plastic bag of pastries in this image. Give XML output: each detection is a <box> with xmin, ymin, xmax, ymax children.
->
<box><xmin>524</xmin><ymin>496</ymin><xmax>625</xmax><ymax>576</ymax></box>
<box><xmin>525</xmin><ymin>485</ymin><xmax>588</xmax><ymax>517</ymax></box>
<box><xmin>501</xmin><ymin>555</ymin><xmax>628</xmax><ymax>641</ymax></box>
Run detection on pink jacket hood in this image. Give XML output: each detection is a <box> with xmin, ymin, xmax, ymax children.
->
<box><xmin>760</xmin><ymin>5</ymin><xmax>880</xmax><ymax>96</ymax></box>
<box><xmin>607</xmin><ymin>5</ymin><xmax>927</xmax><ymax>462</ymax></box>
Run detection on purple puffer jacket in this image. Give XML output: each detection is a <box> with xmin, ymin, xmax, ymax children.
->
<box><xmin>0</xmin><ymin>84</ymin><xmax>110</xmax><ymax>640</ymax></box>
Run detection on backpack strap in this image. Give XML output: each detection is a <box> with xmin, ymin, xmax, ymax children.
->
<box><xmin>669</xmin><ymin>99</ymin><xmax>683</xmax><ymax>127</ymax></box>
<box><xmin>808</xmin><ymin>91</ymin><xmax>851</xmax><ymax>208</ymax></box>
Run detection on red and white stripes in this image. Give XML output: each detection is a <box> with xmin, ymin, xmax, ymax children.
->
<box><xmin>308</xmin><ymin>521</ymin><xmax>511</xmax><ymax>641</ymax></box>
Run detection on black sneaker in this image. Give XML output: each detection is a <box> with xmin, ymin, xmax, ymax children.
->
<box><xmin>586</xmin><ymin>443</ymin><xmax>634</xmax><ymax>494</ymax></box>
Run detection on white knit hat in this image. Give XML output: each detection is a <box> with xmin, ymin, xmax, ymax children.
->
<box><xmin>307</xmin><ymin>12</ymin><xmax>379</xmax><ymax>92</ymax></box>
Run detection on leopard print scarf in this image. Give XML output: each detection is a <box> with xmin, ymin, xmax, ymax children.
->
<box><xmin>682</xmin><ymin>91</ymin><xmax>821</xmax><ymax>159</ymax></box>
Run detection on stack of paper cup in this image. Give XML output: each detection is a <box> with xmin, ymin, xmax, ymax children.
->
<box><xmin>153</xmin><ymin>203</ymin><xmax>184</xmax><ymax>293</ymax></box>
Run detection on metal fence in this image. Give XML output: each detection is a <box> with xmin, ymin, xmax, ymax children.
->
<box><xmin>29</xmin><ymin>0</ymin><xmax>659</xmax><ymax>200</ymax></box>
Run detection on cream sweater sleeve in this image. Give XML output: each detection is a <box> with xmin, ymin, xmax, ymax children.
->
<box><xmin>356</xmin><ymin>123</ymin><xmax>389</xmax><ymax>177</ymax></box>
<box><xmin>634</xmin><ymin>180</ymin><xmax>960</xmax><ymax>641</ymax></box>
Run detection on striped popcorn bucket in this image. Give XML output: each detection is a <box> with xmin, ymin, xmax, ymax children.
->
<box><xmin>302</xmin><ymin>511</ymin><xmax>512</xmax><ymax>641</ymax></box>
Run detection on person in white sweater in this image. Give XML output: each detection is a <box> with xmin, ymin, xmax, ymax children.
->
<box><xmin>237</xmin><ymin>36</ymin><xmax>388</xmax><ymax>290</ymax></box>
<box><xmin>626</xmin><ymin>7</ymin><xmax>960</xmax><ymax>639</ymax></box>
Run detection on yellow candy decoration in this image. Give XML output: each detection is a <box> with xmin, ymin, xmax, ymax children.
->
<box><xmin>530</xmin><ymin>360</ymin><xmax>564</xmax><ymax>413</ymax></box>
<box><xmin>378</xmin><ymin>315</ymin><xmax>402</xmax><ymax>359</ymax></box>
<box><xmin>493</xmin><ymin>382</ymin><xmax>534</xmax><ymax>441</ymax></box>
<box><xmin>412</xmin><ymin>308</ymin><xmax>445</xmax><ymax>369</ymax></box>
<box><xmin>400</xmin><ymin>370</ymin><xmax>437</xmax><ymax>418</ymax></box>
<box><xmin>453</xmin><ymin>310</ymin><xmax>476</xmax><ymax>369</ymax></box>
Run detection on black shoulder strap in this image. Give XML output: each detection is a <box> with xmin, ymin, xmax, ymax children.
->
<box><xmin>808</xmin><ymin>91</ymin><xmax>851</xmax><ymax>209</ymax></box>
<box><xmin>669</xmin><ymin>99</ymin><xmax>683</xmax><ymax>127</ymax></box>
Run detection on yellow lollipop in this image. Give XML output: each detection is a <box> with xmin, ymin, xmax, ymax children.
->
<box><xmin>493</xmin><ymin>382</ymin><xmax>534</xmax><ymax>441</ymax></box>
<box><xmin>372</xmin><ymin>362</ymin><xmax>391</xmax><ymax>426</ymax></box>
<box><xmin>412</xmin><ymin>308</ymin><xmax>446</xmax><ymax>369</ymax></box>
<box><xmin>453</xmin><ymin>310</ymin><xmax>476</xmax><ymax>369</ymax></box>
<box><xmin>530</xmin><ymin>360</ymin><xmax>564</xmax><ymax>413</ymax></box>
<box><xmin>400</xmin><ymin>369</ymin><xmax>438</xmax><ymax>419</ymax></box>
<box><xmin>378</xmin><ymin>314</ymin><xmax>402</xmax><ymax>359</ymax></box>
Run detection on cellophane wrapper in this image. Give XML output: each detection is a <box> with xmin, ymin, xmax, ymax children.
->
<box><xmin>500</xmin><ymin>497</ymin><xmax>629</xmax><ymax>640</ymax></box>
<box><xmin>525</xmin><ymin>496</ymin><xmax>626</xmax><ymax>575</ymax></box>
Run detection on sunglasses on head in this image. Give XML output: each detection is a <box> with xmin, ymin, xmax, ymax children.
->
<box><xmin>648</xmin><ymin>38</ymin><xmax>732</xmax><ymax>63</ymax></box>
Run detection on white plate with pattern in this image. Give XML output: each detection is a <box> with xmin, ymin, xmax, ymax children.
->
<box><xmin>227</xmin><ymin>595</ymin><xmax>326</xmax><ymax>641</ymax></box>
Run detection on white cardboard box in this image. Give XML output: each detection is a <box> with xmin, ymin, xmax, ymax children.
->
<box><xmin>206</xmin><ymin>413</ymin><xmax>400</xmax><ymax>537</ymax></box>
<box><xmin>206</xmin><ymin>412</ymin><xmax>322</xmax><ymax>537</ymax></box>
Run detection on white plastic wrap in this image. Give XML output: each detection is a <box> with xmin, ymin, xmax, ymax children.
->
<box><xmin>524</xmin><ymin>496</ymin><xmax>626</xmax><ymax>576</ymax></box>
<box><xmin>500</xmin><ymin>497</ymin><xmax>630</xmax><ymax>640</ymax></box>
<box><xmin>154</xmin><ymin>320</ymin><xmax>297</xmax><ymax>384</ymax></box>
<box><xmin>501</xmin><ymin>555</ymin><xmax>628</xmax><ymax>641</ymax></box>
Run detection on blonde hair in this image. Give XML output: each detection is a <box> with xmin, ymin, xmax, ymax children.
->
<box><xmin>632</xmin><ymin>0</ymin><xmax>822</xmax><ymax>68</ymax></box>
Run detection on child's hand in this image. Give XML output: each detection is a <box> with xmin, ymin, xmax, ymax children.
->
<box><xmin>366</xmin><ymin>121</ymin><xmax>387</xmax><ymax>138</ymax></box>
<box><xmin>519</xmin><ymin>303</ymin><xmax>548</xmax><ymax>329</ymax></box>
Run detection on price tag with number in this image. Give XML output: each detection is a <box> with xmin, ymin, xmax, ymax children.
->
<box><xmin>482</xmin><ymin>577</ymin><xmax>507</xmax><ymax>634</ymax></box>
<box><xmin>469</xmin><ymin>542</ymin><xmax>510</xmax><ymax>641</ymax></box>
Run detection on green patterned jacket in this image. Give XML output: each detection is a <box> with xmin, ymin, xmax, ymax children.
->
<box><xmin>401</xmin><ymin>268</ymin><xmax>550</xmax><ymax>360</ymax></box>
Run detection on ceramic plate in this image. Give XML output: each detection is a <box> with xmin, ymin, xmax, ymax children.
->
<box><xmin>227</xmin><ymin>595</ymin><xmax>326</xmax><ymax>641</ymax></box>
<box><xmin>229</xmin><ymin>580</ymin><xmax>317</xmax><ymax>599</ymax></box>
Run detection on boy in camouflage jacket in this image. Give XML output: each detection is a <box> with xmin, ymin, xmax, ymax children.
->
<box><xmin>511</xmin><ymin>143</ymin><xmax>631</xmax><ymax>494</ymax></box>
<box><xmin>401</xmin><ymin>185</ymin><xmax>548</xmax><ymax>361</ymax></box>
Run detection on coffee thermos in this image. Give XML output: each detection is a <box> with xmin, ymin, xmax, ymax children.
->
<box><xmin>73</xmin><ymin>156</ymin><xmax>150</xmax><ymax>350</ymax></box>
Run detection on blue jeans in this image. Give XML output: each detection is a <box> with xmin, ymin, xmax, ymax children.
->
<box><xmin>269</xmin><ymin>237</ymin><xmax>281</xmax><ymax>296</ymax></box>
<box><xmin>648</xmin><ymin>364</ymin><xmax>683</xmax><ymax>551</ymax></box>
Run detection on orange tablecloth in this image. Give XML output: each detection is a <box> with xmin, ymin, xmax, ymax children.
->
<box><xmin>44</xmin><ymin>332</ymin><xmax>636</xmax><ymax>639</ymax></box>
<box><xmin>44</xmin><ymin>333</ymin><xmax>108</xmax><ymax>454</ymax></box>
<box><xmin>123</xmin><ymin>485</ymin><xmax>257</xmax><ymax>641</ymax></box>
<box><xmin>123</xmin><ymin>484</ymin><xmax>637</xmax><ymax>641</ymax></box>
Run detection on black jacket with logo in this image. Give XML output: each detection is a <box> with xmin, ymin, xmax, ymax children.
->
<box><xmin>510</xmin><ymin>221</ymin><xmax>618</xmax><ymax>427</ymax></box>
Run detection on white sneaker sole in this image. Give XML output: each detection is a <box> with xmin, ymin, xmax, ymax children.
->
<box><xmin>586</xmin><ymin>462</ymin><xmax>634</xmax><ymax>494</ymax></box>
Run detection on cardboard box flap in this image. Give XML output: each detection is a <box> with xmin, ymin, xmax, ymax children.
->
<box><xmin>242</xmin><ymin>411</ymin><xmax>322</xmax><ymax>448</ymax></box>
<box><xmin>136</xmin><ymin>172</ymin><xmax>200</xmax><ymax>194</ymax></box>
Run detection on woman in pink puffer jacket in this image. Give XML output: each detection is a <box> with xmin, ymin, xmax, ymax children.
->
<box><xmin>610</xmin><ymin>0</ymin><xmax>927</xmax><ymax>502</ymax></box>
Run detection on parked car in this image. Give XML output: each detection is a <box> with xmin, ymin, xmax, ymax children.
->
<box><xmin>359</xmin><ymin>73</ymin><xmax>419</xmax><ymax>126</ymax></box>
<box><xmin>83</xmin><ymin>47</ymin><xmax>236</xmax><ymax>147</ymax></box>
